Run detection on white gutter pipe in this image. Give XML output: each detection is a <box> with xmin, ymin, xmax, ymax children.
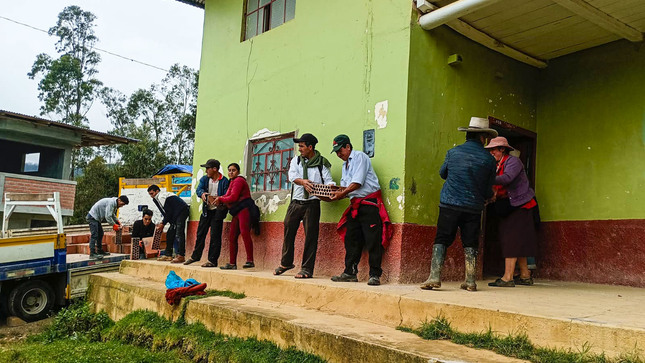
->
<box><xmin>419</xmin><ymin>0</ymin><xmax>503</xmax><ymax>30</ymax></box>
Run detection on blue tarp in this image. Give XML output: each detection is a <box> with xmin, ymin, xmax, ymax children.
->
<box><xmin>153</xmin><ymin>164</ymin><xmax>193</xmax><ymax>176</ymax></box>
<box><xmin>165</xmin><ymin>270</ymin><xmax>200</xmax><ymax>289</ymax></box>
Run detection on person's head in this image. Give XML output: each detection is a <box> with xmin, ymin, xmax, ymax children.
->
<box><xmin>147</xmin><ymin>184</ymin><xmax>160</xmax><ymax>199</ymax></box>
<box><xmin>117</xmin><ymin>195</ymin><xmax>129</xmax><ymax>208</ymax></box>
<box><xmin>484</xmin><ymin>136</ymin><xmax>514</xmax><ymax>162</ymax></box>
<box><xmin>142</xmin><ymin>209</ymin><xmax>153</xmax><ymax>226</ymax></box>
<box><xmin>200</xmin><ymin>159</ymin><xmax>221</xmax><ymax>179</ymax></box>
<box><xmin>293</xmin><ymin>133</ymin><xmax>318</xmax><ymax>159</ymax></box>
<box><xmin>227</xmin><ymin>163</ymin><xmax>240</xmax><ymax>179</ymax></box>
<box><xmin>465</xmin><ymin>131</ymin><xmax>490</xmax><ymax>145</ymax></box>
<box><xmin>331</xmin><ymin>134</ymin><xmax>352</xmax><ymax>161</ymax></box>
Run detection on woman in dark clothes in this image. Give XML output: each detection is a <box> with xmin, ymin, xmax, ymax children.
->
<box><xmin>485</xmin><ymin>137</ymin><xmax>539</xmax><ymax>287</ymax></box>
<box><xmin>132</xmin><ymin>209</ymin><xmax>155</xmax><ymax>239</ymax></box>
<box><xmin>215</xmin><ymin>163</ymin><xmax>255</xmax><ymax>270</ymax></box>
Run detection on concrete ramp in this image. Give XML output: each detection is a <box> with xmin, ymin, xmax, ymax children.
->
<box><xmin>88</xmin><ymin>260</ymin><xmax>645</xmax><ymax>361</ymax></box>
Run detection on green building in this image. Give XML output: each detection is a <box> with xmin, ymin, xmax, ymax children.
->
<box><xmin>179</xmin><ymin>0</ymin><xmax>645</xmax><ymax>286</ymax></box>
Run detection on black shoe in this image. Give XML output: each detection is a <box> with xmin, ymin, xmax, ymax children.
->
<box><xmin>331</xmin><ymin>273</ymin><xmax>358</xmax><ymax>282</ymax></box>
<box><xmin>220</xmin><ymin>263</ymin><xmax>237</xmax><ymax>270</ymax></box>
<box><xmin>488</xmin><ymin>278</ymin><xmax>515</xmax><ymax>287</ymax></box>
<box><xmin>183</xmin><ymin>258</ymin><xmax>197</xmax><ymax>265</ymax></box>
<box><xmin>367</xmin><ymin>276</ymin><xmax>381</xmax><ymax>286</ymax></box>
<box><xmin>242</xmin><ymin>261</ymin><xmax>255</xmax><ymax>269</ymax></box>
<box><xmin>96</xmin><ymin>250</ymin><xmax>110</xmax><ymax>256</ymax></box>
<box><xmin>89</xmin><ymin>253</ymin><xmax>104</xmax><ymax>260</ymax></box>
<box><xmin>513</xmin><ymin>276</ymin><xmax>534</xmax><ymax>286</ymax></box>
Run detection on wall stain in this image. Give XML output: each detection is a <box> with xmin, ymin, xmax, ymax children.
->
<box><xmin>389</xmin><ymin>177</ymin><xmax>400</xmax><ymax>190</ymax></box>
<box><xmin>410</xmin><ymin>178</ymin><xmax>417</xmax><ymax>195</ymax></box>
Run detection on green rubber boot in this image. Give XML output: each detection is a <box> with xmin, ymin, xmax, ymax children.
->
<box><xmin>420</xmin><ymin>244</ymin><xmax>446</xmax><ymax>290</ymax></box>
<box><xmin>460</xmin><ymin>247</ymin><xmax>478</xmax><ymax>292</ymax></box>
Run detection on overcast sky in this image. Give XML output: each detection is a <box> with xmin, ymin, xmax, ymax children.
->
<box><xmin>0</xmin><ymin>0</ymin><xmax>204</xmax><ymax>132</ymax></box>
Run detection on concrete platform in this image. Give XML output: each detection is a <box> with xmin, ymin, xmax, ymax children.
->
<box><xmin>110</xmin><ymin>260</ymin><xmax>645</xmax><ymax>358</ymax></box>
<box><xmin>89</xmin><ymin>272</ymin><xmax>526</xmax><ymax>363</ymax></box>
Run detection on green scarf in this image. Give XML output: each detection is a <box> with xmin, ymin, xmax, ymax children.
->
<box><xmin>300</xmin><ymin>150</ymin><xmax>332</xmax><ymax>198</ymax></box>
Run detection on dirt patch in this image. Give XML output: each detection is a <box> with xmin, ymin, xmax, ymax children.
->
<box><xmin>0</xmin><ymin>317</ymin><xmax>52</xmax><ymax>345</ymax></box>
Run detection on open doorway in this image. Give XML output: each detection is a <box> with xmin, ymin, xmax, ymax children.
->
<box><xmin>482</xmin><ymin>116</ymin><xmax>537</xmax><ymax>277</ymax></box>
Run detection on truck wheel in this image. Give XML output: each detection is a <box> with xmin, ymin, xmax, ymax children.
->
<box><xmin>8</xmin><ymin>280</ymin><xmax>55</xmax><ymax>322</ymax></box>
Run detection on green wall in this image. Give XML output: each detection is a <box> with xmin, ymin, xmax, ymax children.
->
<box><xmin>404</xmin><ymin>25</ymin><xmax>539</xmax><ymax>225</ymax></box>
<box><xmin>537</xmin><ymin>40</ymin><xmax>645</xmax><ymax>221</ymax></box>
<box><xmin>193</xmin><ymin>0</ymin><xmax>413</xmax><ymax>222</ymax></box>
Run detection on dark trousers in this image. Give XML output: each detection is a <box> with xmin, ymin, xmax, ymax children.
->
<box><xmin>229</xmin><ymin>208</ymin><xmax>254</xmax><ymax>264</ymax></box>
<box><xmin>280</xmin><ymin>199</ymin><xmax>321</xmax><ymax>274</ymax></box>
<box><xmin>343</xmin><ymin>203</ymin><xmax>383</xmax><ymax>277</ymax></box>
<box><xmin>191</xmin><ymin>209</ymin><xmax>225</xmax><ymax>263</ymax></box>
<box><xmin>87</xmin><ymin>216</ymin><xmax>103</xmax><ymax>253</ymax></box>
<box><xmin>434</xmin><ymin>206</ymin><xmax>481</xmax><ymax>249</ymax></box>
<box><xmin>164</xmin><ymin>206</ymin><xmax>190</xmax><ymax>257</ymax></box>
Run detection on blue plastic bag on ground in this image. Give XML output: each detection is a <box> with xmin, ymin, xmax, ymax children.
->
<box><xmin>165</xmin><ymin>270</ymin><xmax>200</xmax><ymax>289</ymax></box>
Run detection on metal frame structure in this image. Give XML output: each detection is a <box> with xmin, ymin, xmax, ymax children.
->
<box><xmin>2</xmin><ymin>192</ymin><xmax>63</xmax><ymax>238</ymax></box>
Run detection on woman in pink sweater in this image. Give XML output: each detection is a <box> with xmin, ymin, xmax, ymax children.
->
<box><xmin>215</xmin><ymin>163</ymin><xmax>254</xmax><ymax>269</ymax></box>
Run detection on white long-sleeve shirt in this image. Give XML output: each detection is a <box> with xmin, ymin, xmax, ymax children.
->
<box><xmin>288</xmin><ymin>156</ymin><xmax>334</xmax><ymax>201</ymax></box>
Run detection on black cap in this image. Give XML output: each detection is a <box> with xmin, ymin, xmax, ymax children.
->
<box><xmin>331</xmin><ymin>134</ymin><xmax>351</xmax><ymax>153</ymax></box>
<box><xmin>293</xmin><ymin>133</ymin><xmax>318</xmax><ymax>145</ymax></box>
<box><xmin>200</xmin><ymin>159</ymin><xmax>220</xmax><ymax>169</ymax></box>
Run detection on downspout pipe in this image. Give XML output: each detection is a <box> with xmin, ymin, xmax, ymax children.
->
<box><xmin>419</xmin><ymin>0</ymin><xmax>503</xmax><ymax>30</ymax></box>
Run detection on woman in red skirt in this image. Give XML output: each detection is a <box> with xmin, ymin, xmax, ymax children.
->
<box><xmin>215</xmin><ymin>163</ymin><xmax>255</xmax><ymax>270</ymax></box>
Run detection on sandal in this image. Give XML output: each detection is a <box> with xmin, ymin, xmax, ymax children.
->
<box><xmin>294</xmin><ymin>270</ymin><xmax>312</xmax><ymax>279</ymax></box>
<box><xmin>514</xmin><ymin>276</ymin><xmax>534</xmax><ymax>286</ymax></box>
<box><xmin>201</xmin><ymin>261</ymin><xmax>217</xmax><ymax>268</ymax></box>
<box><xmin>273</xmin><ymin>265</ymin><xmax>295</xmax><ymax>275</ymax></box>
<box><xmin>488</xmin><ymin>278</ymin><xmax>515</xmax><ymax>287</ymax></box>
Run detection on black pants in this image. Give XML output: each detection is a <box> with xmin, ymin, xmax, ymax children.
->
<box><xmin>87</xmin><ymin>215</ymin><xmax>103</xmax><ymax>253</ymax></box>
<box><xmin>434</xmin><ymin>206</ymin><xmax>481</xmax><ymax>249</ymax></box>
<box><xmin>191</xmin><ymin>209</ymin><xmax>225</xmax><ymax>263</ymax></box>
<box><xmin>343</xmin><ymin>203</ymin><xmax>383</xmax><ymax>277</ymax></box>
<box><xmin>164</xmin><ymin>206</ymin><xmax>190</xmax><ymax>257</ymax></box>
<box><xmin>280</xmin><ymin>199</ymin><xmax>321</xmax><ymax>274</ymax></box>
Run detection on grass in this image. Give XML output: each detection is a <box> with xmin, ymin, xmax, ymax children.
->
<box><xmin>0</xmin><ymin>297</ymin><xmax>324</xmax><ymax>363</ymax></box>
<box><xmin>398</xmin><ymin>316</ymin><xmax>644</xmax><ymax>363</ymax></box>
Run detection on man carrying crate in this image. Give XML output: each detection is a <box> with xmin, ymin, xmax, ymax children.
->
<box><xmin>273</xmin><ymin>133</ymin><xmax>334</xmax><ymax>279</ymax></box>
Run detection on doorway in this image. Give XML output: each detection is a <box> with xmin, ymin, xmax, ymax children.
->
<box><xmin>482</xmin><ymin>116</ymin><xmax>537</xmax><ymax>277</ymax></box>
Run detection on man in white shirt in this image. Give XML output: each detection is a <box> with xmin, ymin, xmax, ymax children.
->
<box><xmin>274</xmin><ymin>133</ymin><xmax>334</xmax><ymax>279</ymax></box>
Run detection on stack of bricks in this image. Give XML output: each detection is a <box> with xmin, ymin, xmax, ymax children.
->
<box><xmin>66</xmin><ymin>225</ymin><xmax>166</xmax><ymax>258</ymax></box>
<box><xmin>2</xmin><ymin>176</ymin><xmax>76</xmax><ymax>211</ymax></box>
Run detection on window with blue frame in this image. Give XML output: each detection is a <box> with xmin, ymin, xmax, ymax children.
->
<box><xmin>243</xmin><ymin>0</ymin><xmax>296</xmax><ymax>41</ymax></box>
<box><xmin>250</xmin><ymin>133</ymin><xmax>295</xmax><ymax>192</ymax></box>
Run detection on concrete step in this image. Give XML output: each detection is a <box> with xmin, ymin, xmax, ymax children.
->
<box><xmin>88</xmin><ymin>272</ymin><xmax>525</xmax><ymax>363</ymax></box>
<box><xmin>118</xmin><ymin>260</ymin><xmax>645</xmax><ymax>358</ymax></box>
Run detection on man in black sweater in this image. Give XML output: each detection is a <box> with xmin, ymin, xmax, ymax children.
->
<box><xmin>132</xmin><ymin>209</ymin><xmax>155</xmax><ymax>239</ymax></box>
<box><xmin>148</xmin><ymin>184</ymin><xmax>189</xmax><ymax>263</ymax></box>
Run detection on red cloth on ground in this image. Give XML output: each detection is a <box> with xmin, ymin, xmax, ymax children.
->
<box><xmin>229</xmin><ymin>207</ymin><xmax>253</xmax><ymax>264</ymax></box>
<box><xmin>336</xmin><ymin>190</ymin><xmax>393</xmax><ymax>249</ymax></box>
<box><xmin>165</xmin><ymin>283</ymin><xmax>207</xmax><ymax>305</ymax></box>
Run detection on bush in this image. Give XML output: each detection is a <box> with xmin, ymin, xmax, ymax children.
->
<box><xmin>33</xmin><ymin>301</ymin><xmax>113</xmax><ymax>343</ymax></box>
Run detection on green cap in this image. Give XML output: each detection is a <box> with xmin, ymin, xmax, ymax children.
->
<box><xmin>331</xmin><ymin>134</ymin><xmax>351</xmax><ymax>153</ymax></box>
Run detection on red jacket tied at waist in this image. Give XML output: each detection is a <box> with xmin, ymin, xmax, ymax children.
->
<box><xmin>165</xmin><ymin>283</ymin><xmax>207</xmax><ymax>305</ymax></box>
<box><xmin>336</xmin><ymin>190</ymin><xmax>393</xmax><ymax>249</ymax></box>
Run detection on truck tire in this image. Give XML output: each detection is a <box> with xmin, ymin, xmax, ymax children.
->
<box><xmin>8</xmin><ymin>280</ymin><xmax>55</xmax><ymax>322</ymax></box>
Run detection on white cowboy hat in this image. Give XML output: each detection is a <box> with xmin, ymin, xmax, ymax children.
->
<box><xmin>458</xmin><ymin>117</ymin><xmax>498</xmax><ymax>137</ymax></box>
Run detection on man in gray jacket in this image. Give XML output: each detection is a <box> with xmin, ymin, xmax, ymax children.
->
<box><xmin>421</xmin><ymin>117</ymin><xmax>497</xmax><ymax>292</ymax></box>
<box><xmin>87</xmin><ymin>195</ymin><xmax>129</xmax><ymax>259</ymax></box>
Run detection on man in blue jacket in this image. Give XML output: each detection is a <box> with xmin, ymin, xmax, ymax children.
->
<box><xmin>148</xmin><ymin>184</ymin><xmax>190</xmax><ymax>263</ymax></box>
<box><xmin>184</xmin><ymin>159</ymin><xmax>230</xmax><ymax>267</ymax></box>
<box><xmin>421</xmin><ymin>117</ymin><xmax>497</xmax><ymax>292</ymax></box>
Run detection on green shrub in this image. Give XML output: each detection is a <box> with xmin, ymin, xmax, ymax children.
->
<box><xmin>33</xmin><ymin>301</ymin><xmax>113</xmax><ymax>343</ymax></box>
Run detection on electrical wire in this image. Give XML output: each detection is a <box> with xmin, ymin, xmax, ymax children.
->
<box><xmin>0</xmin><ymin>15</ymin><xmax>169</xmax><ymax>72</ymax></box>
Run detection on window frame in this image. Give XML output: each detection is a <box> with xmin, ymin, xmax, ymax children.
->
<box><xmin>245</xmin><ymin>131</ymin><xmax>296</xmax><ymax>197</ymax></box>
<box><xmin>242</xmin><ymin>0</ymin><xmax>295</xmax><ymax>41</ymax></box>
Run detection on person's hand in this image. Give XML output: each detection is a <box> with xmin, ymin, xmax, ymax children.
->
<box><xmin>214</xmin><ymin>197</ymin><xmax>221</xmax><ymax>206</ymax></box>
<box><xmin>113</xmin><ymin>224</ymin><xmax>120</xmax><ymax>232</ymax></box>
<box><xmin>155</xmin><ymin>223</ymin><xmax>164</xmax><ymax>230</ymax></box>
<box><xmin>201</xmin><ymin>193</ymin><xmax>208</xmax><ymax>203</ymax></box>
<box><xmin>330</xmin><ymin>190</ymin><xmax>343</xmax><ymax>201</ymax></box>
<box><xmin>302</xmin><ymin>180</ymin><xmax>314</xmax><ymax>193</ymax></box>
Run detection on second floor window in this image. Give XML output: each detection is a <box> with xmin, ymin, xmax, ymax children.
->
<box><xmin>249</xmin><ymin>133</ymin><xmax>294</xmax><ymax>192</ymax></box>
<box><xmin>244</xmin><ymin>0</ymin><xmax>296</xmax><ymax>40</ymax></box>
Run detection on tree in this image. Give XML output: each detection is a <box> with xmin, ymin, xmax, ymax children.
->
<box><xmin>69</xmin><ymin>156</ymin><xmax>119</xmax><ymax>225</ymax></box>
<box><xmin>28</xmin><ymin>6</ymin><xmax>102</xmax><ymax>127</ymax></box>
<box><xmin>161</xmin><ymin>64</ymin><xmax>198</xmax><ymax>164</ymax></box>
